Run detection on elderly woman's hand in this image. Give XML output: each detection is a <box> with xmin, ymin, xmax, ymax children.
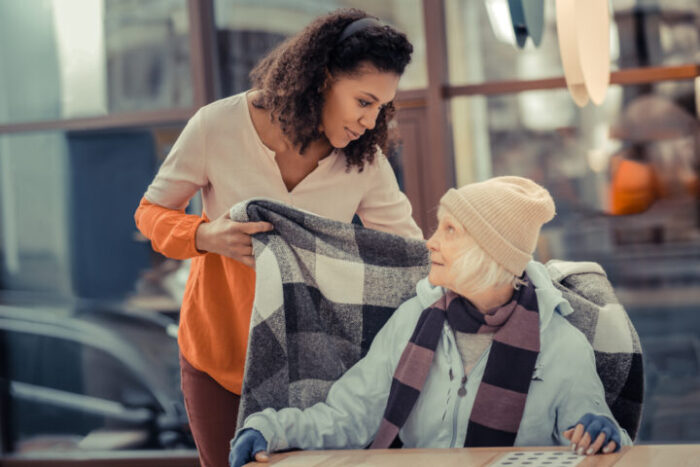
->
<box><xmin>229</xmin><ymin>428</ymin><xmax>269</xmax><ymax>467</ymax></box>
<box><xmin>563</xmin><ymin>413</ymin><xmax>621</xmax><ymax>455</ymax></box>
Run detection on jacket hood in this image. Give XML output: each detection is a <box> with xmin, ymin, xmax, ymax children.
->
<box><xmin>415</xmin><ymin>276</ymin><xmax>447</xmax><ymax>309</ymax></box>
<box><xmin>526</xmin><ymin>260</ymin><xmax>573</xmax><ymax>330</ymax></box>
<box><xmin>414</xmin><ymin>261</ymin><xmax>572</xmax><ymax>331</ymax></box>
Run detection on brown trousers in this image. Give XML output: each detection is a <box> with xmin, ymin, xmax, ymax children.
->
<box><xmin>180</xmin><ymin>353</ymin><xmax>240</xmax><ymax>467</ymax></box>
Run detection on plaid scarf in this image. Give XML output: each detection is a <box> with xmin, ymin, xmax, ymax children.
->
<box><xmin>371</xmin><ymin>278</ymin><xmax>540</xmax><ymax>448</ymax></box>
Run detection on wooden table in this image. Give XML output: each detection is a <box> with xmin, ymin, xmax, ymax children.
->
<box><xmin>246</xmin><ymin>444</ymin><xmax>700</xmax><ymax>466</ymax></box>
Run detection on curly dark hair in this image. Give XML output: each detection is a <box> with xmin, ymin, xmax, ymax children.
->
<box><xmin>249</xmin><ymin>8</ymin><xmax>413</xmax><ymax>170</ymax></box>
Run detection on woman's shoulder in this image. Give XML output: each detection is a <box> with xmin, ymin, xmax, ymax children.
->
<box><xmin>198</xmin><ymin>92</ymin><xmax>249</xmax><ymax>121</ymax></box>
<box><xmin>541</xmin><ymin>313</ymin><xmax>595</xmax><ymax>364</ymax></box>
<box><xmin>378</xmin><ymin>288</ymin><xmax>431</xmax><ymax>346</ymax></box>
<box><xmin>324</xmin><ymin>147</ymin><xmax>387</xmax><ymax>182</ymax></box>
<box><xmin>389</xmin><ymin>278</ymin><xmax>444</xmax><ymax>323</ymax></box>
<box><xmin>361</xmin><ymin>146</ymin><xmax>389</xmax><ymax>169</ymax></box>
<box><xmin>348</xmin><ymin>147</ymin><xmax>399</xmax><ymax>186</ymax></box>
<box><xmin>375</xmin><ymin>280</ymin><xmax>446</xmax><ymax>352</ymax></box>
<box><xmin>191</xmin><ymin>92</ymin><xmax>265</xmax><ymax>149</ymax></box>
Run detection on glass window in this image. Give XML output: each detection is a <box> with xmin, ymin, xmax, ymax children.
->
<box><xmin>213</xmin><ymin>0</ymin><xmax>427</xmax><ymax>97</ymax></box>
<box><xmin>0</xmin><ymin>128</ymin><xmax>162</xmax><ymax>300</ymax></box>
<box><xmin>0</xmin><ymin>131</ymin><xmax>73</xmax><ymax>296</ymax></box>
<box><xmin>451</xmin><ymin>81</ymin><xmax>700</xmax><ymax>442</ymax></box>
<box><xmin>446</xmin><ymin>0</ymin><xmax>700</xmax><ymax>85</ymax></box>
<box><xmin>0</xmin><ymin>0</ymin><xmax>192</xmax><ymax>125</ymax></box>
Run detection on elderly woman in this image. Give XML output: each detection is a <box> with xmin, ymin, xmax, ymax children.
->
<box><xmin>230</xmin><ymin>177</ymin><xmax>632</xmax><ymax>466</ymax></box>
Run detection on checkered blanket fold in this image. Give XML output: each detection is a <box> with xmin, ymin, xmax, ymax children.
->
<box><xmin>230</xmin><ymin>200</ymin><xmax>643</xmax><ymax>441</ymax></box>
<box><xmin>229</xmin><ymin>199</ymin><xmax>431</xmax><ymax>428</ymax></box>
<box><xmin>545</xmin><ymin>260</ymin><xmax>644</xmax><ymax>440</ymax></box>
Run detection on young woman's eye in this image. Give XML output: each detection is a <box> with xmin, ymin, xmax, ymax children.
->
<box><xmin>358</xmin><ymin>99</ymin><xmax>371</xmax><ymax>108</ymax></box>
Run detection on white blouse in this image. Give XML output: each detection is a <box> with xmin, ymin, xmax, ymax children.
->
<box><xmin>145</xmin><ymin>92</ymin><xmax>423</xmax><ymax>240</ymax></box>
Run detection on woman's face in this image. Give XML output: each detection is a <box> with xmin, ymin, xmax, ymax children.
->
<box><xmin>426</xmin><ymin>214</ymin><xmax>473</xmax><ymax>290</ymax></box>
<box><xmin>320</xmin><ymin>64</ymin><xmax>400</xmax><ymax>148</ymax></box>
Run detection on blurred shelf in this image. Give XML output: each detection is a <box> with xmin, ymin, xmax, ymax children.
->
<box><xmin>125</xmin><ymin>295</ymin><xmax>181</xmax><ymax>313</ymax></box>
<box><xmin>618</xmin><ymin>286</ymin><xmax>700</xmax><ymax>308</ymax></box>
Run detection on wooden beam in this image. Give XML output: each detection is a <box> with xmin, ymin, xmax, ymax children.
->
<box><xmin>420</xmin><ymin>0</ymin><xmax>455</xmax><ymax>232</ymax></box>
<box><xmin>444</xmin><ymin>64</ymin><xmax>700</xmax><ymax>97</ymax></box>
<box><xmin>187</xmin><ymin>0</ymin><xmax>220</xmax><ymax>107</ymax></box>
<box><xmin>611</xmin><ymin>64</ymin><xmax>700</xmax><ymax>85</ymax></box>
<box><xmin>0</xmin><ymin>109</ymin><xmax>195</xmax><ymax>134</ymax></box>
<box><xmin>395</xmin><ymin>89</ymin><xmax>427</xmax><ymax>110</ymax></box>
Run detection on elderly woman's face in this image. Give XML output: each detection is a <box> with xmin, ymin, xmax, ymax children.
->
<box><xmin>320</xmin><ymin>63</ymin><xmax>399</xmax><ymax>148</ymax></box>
<box><xmin>426</xmin><ymin>214</ymin><xmax>473</xmax><ymax>290</ymax></box>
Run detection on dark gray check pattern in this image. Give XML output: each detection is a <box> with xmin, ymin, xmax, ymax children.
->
<box><xmin>546</xmin><ymin>260</ymin><xmax>644</xmax><ymax>440</ymax></box>
<box><xmin>229</xmin><ymin>199</ymin><xmax>430</xmax><ymax>427</ymax></box>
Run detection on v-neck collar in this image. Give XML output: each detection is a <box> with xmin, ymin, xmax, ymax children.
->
<box><xmin>277</xmin><ymin>149</ymin><xmax>341</xmax><ymax>194</ymax></box>
<box><xmin>242</xmin><ymin>91</ymin><xmax>342</xmax><ymax>193</ymax></box>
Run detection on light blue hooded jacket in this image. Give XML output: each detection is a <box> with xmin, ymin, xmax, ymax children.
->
<box><xmin>239</xmin><ymin>261</ymin><xmax>633</xmax><ymax>452</ymax></box>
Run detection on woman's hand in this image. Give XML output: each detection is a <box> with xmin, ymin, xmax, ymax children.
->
<box><xmin>195</xmin><ymin>212</ymin><xmax>273</xmax><ymax>267</ymax></box>
<box><xmin>563</xmin><ymin>413</ymin><xmax>621</xmax><ymax>455</ymax></box>
<box><xmin>229</xmin><ymin>429</ymin><xmax>269</xmax><ymax>467</ymax></box>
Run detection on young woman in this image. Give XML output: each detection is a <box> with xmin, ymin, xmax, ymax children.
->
<box><xmin>230</xmin><ymin>177</ymin><xmax>632</xmax><ymax>467</ymax></box>
<box><xmin>134</xmin><ymin>9</ymin><xmax>422</xmax><ymax>467</ymax></box>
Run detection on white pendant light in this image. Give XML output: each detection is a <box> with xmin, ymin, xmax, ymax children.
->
<box><xmin>556</xmin><ymin>0</ymin><xmax>611</xmax><ymax>106</ymax></box>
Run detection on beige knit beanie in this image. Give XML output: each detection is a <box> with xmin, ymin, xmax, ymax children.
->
<box><xmin>440</xmin><ymin>176</ymin><xmax>556</xmax><ymax>276</ymax></box>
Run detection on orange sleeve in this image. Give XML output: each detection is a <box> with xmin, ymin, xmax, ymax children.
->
<box><xmin>134</xmin><ymin>196</ymin><xmax>207</xmax><ymax>260</ymax></box>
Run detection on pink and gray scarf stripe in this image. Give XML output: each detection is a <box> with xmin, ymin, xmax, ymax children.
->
<box><xmin>371</xmin><ymin>278</ymin><xmax>540</xmax><ymax>448</ymax></box>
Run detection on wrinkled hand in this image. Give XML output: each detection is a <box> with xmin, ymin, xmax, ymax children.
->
<box><xmin>563</xmin><ymin>413</ymin><xmax>621</xmax><ymax>455</ymax></box>
<box><xmin>195</xmin><ymin>211</ymin><xmax>273</xmax><ymax>267</ymax></box>
<box><xmin>229</xmin><ymin>428</ymin><xmax>268</xmax><ymax>467</ymax></box>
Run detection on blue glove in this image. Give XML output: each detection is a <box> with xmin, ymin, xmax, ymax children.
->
<box><xmin>229</xmin><ymin>428</ymin><xmax>268</xmax><ymax>467</ymax></box>
<box><xmin>568</xmin><ymin>413</ymin><xmax>621</xmax><ymax>454</ymax></box>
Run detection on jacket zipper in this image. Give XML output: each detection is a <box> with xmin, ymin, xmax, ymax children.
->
<box><xmin>448</xmin><ymin>337</ymin><xmax>491</xmax><ymax>448</ymax></box>
<box><xmin>449</xmin><ymin>378</ymin><xmax>463</xmax><ymax>447</ymax></box>
<box><xmin>444</xmin><ymin>326</ymin><xmax>463</xmax><ymax>448</ymax></box>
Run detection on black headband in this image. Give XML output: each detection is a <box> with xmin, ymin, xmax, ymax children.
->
<box><xmin>337</xmin><ymin>17</ymin><xmax>382</xmax><ymax>43</ymax></box>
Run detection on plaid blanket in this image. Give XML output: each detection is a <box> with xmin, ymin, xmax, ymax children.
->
<box><xmin>230</xmin><ymin>200</ymin><xmax>643</xmax><ymax>441</ymax></box>
<box><xmin>229</xmin><ymin>199</ymin><xmax>430</xmax><ymax>428</ymax></box>
<box><xmin>546</xmin><ymin>260</ymin><xmax>644</xmax><ymax>440</ymax></box>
